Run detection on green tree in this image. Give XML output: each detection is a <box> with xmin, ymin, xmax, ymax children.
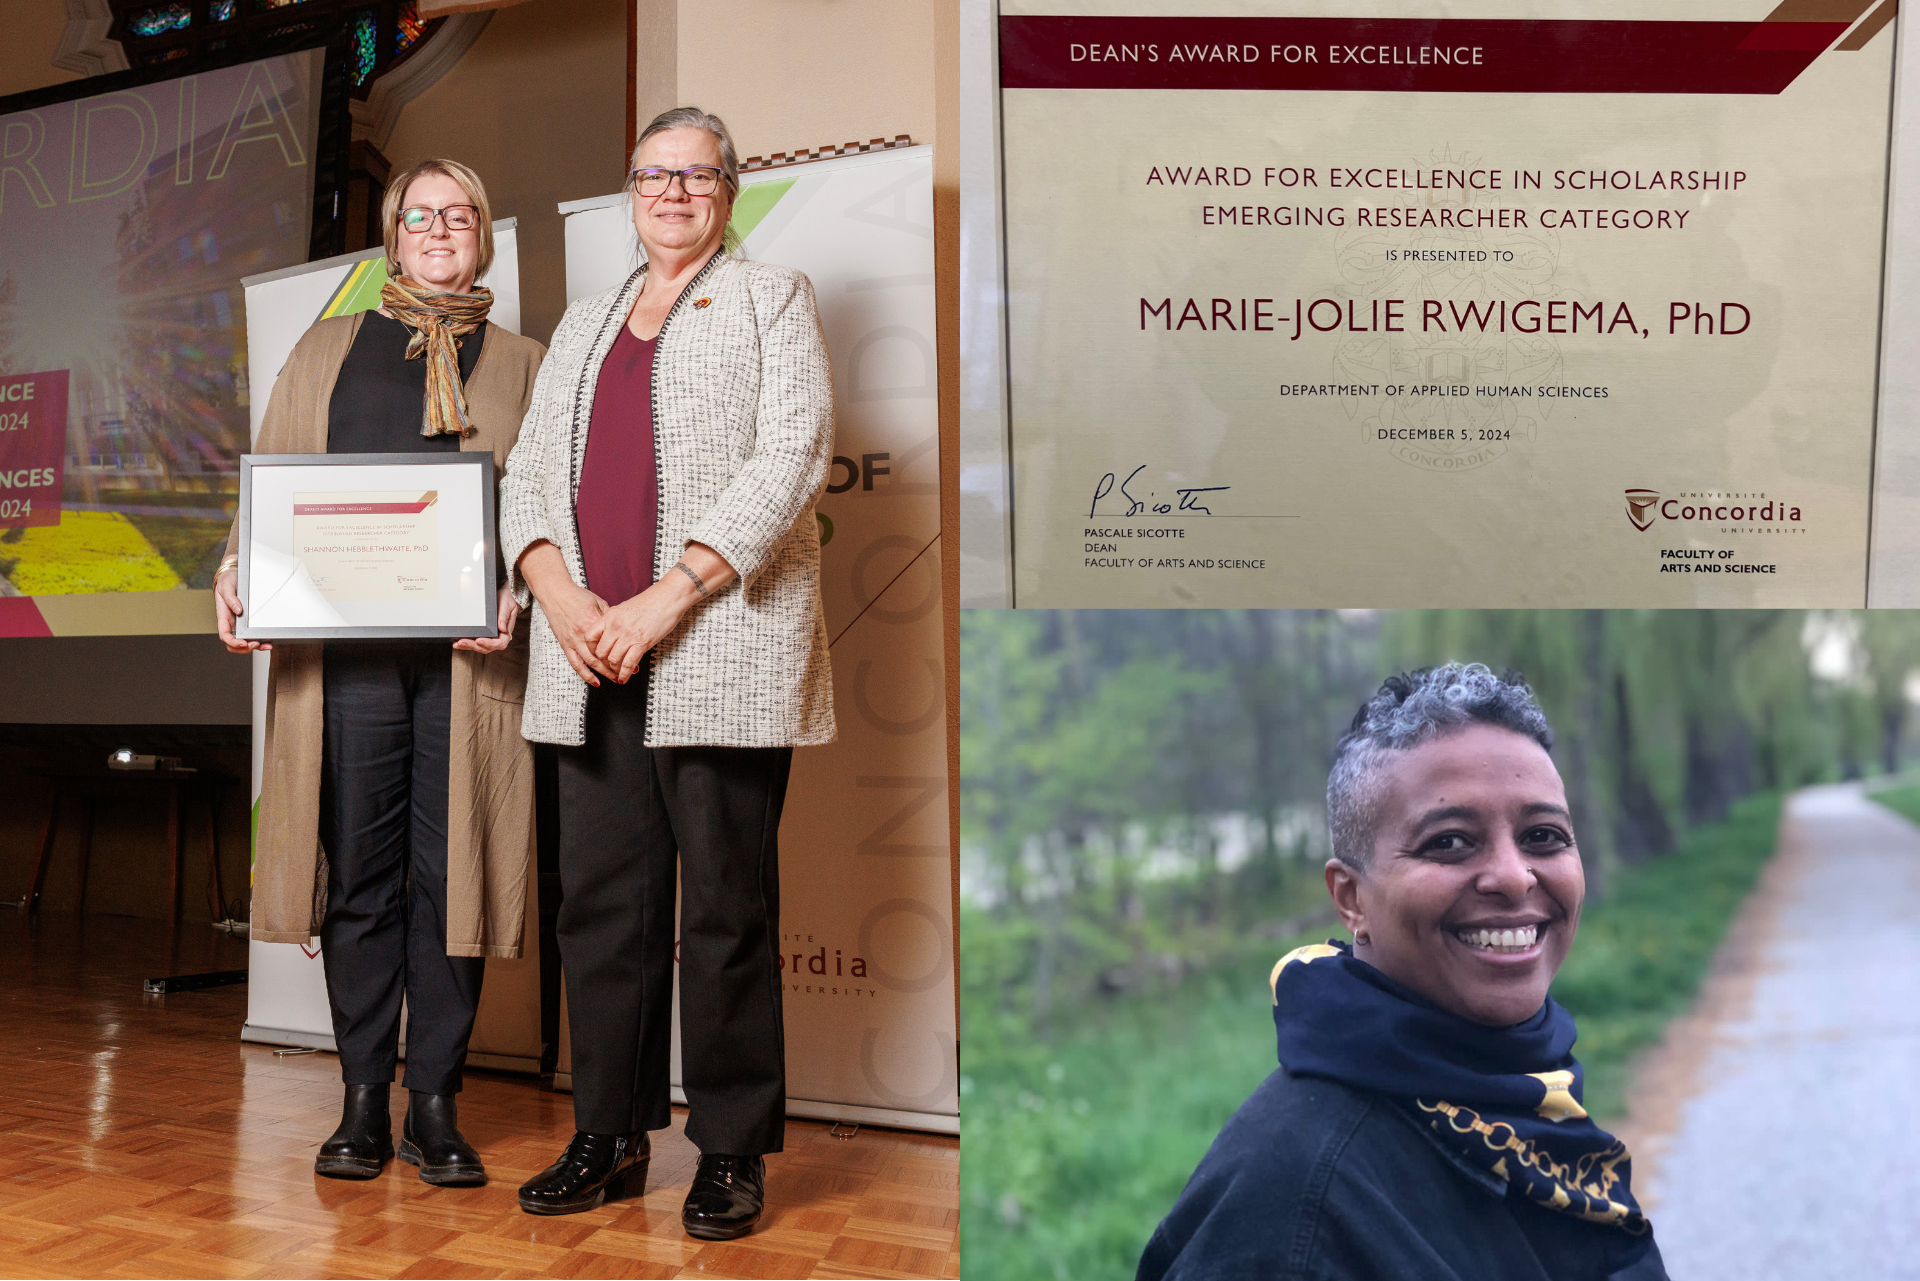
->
<box><xmin>1858</xmin><ymin>610</ymin><xmax>1920</xmax><ymax>774</ymax></box>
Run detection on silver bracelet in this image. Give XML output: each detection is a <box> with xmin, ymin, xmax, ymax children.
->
<box><xmin>673</xmin><ymin>560</ymin><xmax>708</xmax><ymax>596</ymax></box>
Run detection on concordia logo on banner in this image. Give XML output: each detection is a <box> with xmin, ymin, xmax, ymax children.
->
<box><xmin>1625</xmin><ymin>489</ymin><xmax>1659</xmax><ymax>531</ymax></box>
<box><xmin>778</xmin><ymin>931</ymin><xmax>881</xmax><ymax>999</ymax></box>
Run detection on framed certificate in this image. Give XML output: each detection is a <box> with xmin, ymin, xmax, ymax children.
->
<box><xmin>990</xmin><ymin>2</ymin><xmax>1900</xmax><ymax>608</ymax></box>
<box><xmin>236</xmin><ymin>453</ymin><xmax>497</xmax><ymax>640</ymax></box>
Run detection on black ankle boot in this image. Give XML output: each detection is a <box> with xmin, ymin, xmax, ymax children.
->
<box><xmin>397</xmin><ymin>1092</ymin><xmax>486</xmax><ymax>1186</ymax></box>
<box><xmin>517</xmin><ymin>1132</ymin><xmax>649</xmax><ymax>1215</ymax></box>
<box><xmin>681</xmin><ymin>1153</ymin><xmax>765</xmax><ymax>1240</ymax></box>
<box><xmin>315</xmin><ymin>1083</ymin><xmax>393</xmax><ymax>1179</ymax></box>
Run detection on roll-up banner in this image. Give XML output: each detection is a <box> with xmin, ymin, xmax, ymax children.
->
<box><xmin>557</xmin><ymin>145</ymin><xmax>957</xmax><ymax>1134</ymax></box>
<box><xmin>993</xmin><ymin>0</ymin><xmax>1901</xmax><ymax>607</ymax></box>
<box><xmin>238</xmin><ymin>226</ymin><xmax>544</xmax><ymax>1073</ymax></box>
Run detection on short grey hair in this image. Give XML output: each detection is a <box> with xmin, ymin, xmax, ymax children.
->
<box><xmin>1326</xmin><ymin>664</ymin><xmax>1553</xmax><ymax>870</ymax></box>
<box><xmin>631</xmin><ymin>106</ymin><xmax>741</xmax><ymax>192</ymax></box>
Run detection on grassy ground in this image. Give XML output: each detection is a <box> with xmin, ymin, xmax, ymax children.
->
<box><xmin>0</xmin><ymin>511</ymin><xmax>182</xmax><ymax>594</ymax></box>
<box><xmin>1867</xmin><ymin>782</ymin><xmax>1920</xmax><ymax>828</ymax></box>
<box><xmin>125</xmin><ymin>514</ymin><xmax>231</xmax><ymax>588</ymax></box>
<box><xmin>960</xmin><ymin>792</ymin><xmax>1787</xmax><ymax>1281</ymax></box>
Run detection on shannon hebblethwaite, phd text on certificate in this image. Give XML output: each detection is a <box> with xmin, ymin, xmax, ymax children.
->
<box><xmin>997</xmin><ymin>1</ymin><xmax>1896</xmax><ymax>608</ymax></box>
<box><xmin>292</xmin><ymin>490</ymin><xmax>442</xmax><ymax>601</ymax></box>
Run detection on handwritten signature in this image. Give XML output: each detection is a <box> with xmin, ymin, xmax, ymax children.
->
<box><xmin>1089</xmin><ymin>466</ymin><xmax>1230</xmax><ymax>518</ymax></box>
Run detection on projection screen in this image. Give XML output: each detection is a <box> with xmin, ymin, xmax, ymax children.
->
<box><xmin>0</xmin><ymin>50</ymin><xmax>324</xmax><ymax>637</ymax></box>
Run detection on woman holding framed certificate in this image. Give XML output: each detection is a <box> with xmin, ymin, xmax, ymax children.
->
<box><xmin>213</xmin><ymin>158</ymin><xmax>545</xmax><ymax>1186</ymax></box>
<box><xmin>498</xmin><ymin>107</ymin><xmax>834</xmax><ymax>1238</ymax></box>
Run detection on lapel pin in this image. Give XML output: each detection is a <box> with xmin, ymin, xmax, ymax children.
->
<box><xmin>693</xmin><ymin>297</ymin><xmax>712</xmax><ymax>308</ymax></box>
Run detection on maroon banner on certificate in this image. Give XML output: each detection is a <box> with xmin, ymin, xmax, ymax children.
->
<box><xmin>291</xmin><ymin>493</ymin><xmax>438</xmax><ymax>516</ymax></box>
<box><xmin>999</xmin><ymin>18</ymin><xmax>1853</xmax><ymax>95</ymax></box>
<box><xmin>0</xmin><ymin>370</ymin><xmax>69</xmax><ymax>530</ymax></box>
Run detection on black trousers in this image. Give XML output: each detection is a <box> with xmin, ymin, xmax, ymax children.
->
<box><xmin>319</xmin><ymin>642</ymin><xmax>484</xmax><ymax>1096</ymax></box>
<box><xmin>556</xmin><ymin>664</ymin><xmax>792</xmax><ymax>1155</ymax></box>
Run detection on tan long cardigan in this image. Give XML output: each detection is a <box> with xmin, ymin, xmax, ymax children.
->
<box><xmin>229</xmin><ymin>312</ymin><xmax>546</xmax><ymax>957</ymax></box>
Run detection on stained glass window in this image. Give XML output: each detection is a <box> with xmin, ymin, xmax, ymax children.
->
<box><xmin>396</xmin><ymin>0</ymin><xmax>425</xmax><ymax>54</ymax></box>
<box><xmin>127</xmin><ymin>2</ymin><xmax>192</xmax><ymax>35</ymax></box>
<box><xmin>115</xmin><ymin>0</ymin><xmax>439</xmax><ymax>78</ymax></box>
<box><xmin>351</xmin><ymin>9</ymin><xmax>377</xmax><ymax>86</ymax></box>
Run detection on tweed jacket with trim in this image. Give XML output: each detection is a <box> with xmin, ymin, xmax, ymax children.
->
<box><xmin>499</xmin><ymin>252</ymin><xmax>836</xmax><ymax>747</ymax></box>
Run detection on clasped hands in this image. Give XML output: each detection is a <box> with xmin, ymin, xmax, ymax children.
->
<box><xmin>518</xmin><ymin>540</ymin><xmax>734</xmax><ymax>687</ymax></box>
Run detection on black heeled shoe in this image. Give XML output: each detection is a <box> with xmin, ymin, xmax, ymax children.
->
<box><xmin>397</xmin><ymin>1092</ymin><xmax>486</xmax><ymax>1186</ymax></box>
<box><xmin>681</xmin><ymin>1153</ymin><xmax>765</xmax><ymax>1240</ymax></box>
<box><xmin>315</xmin><ymin>1083</ymin><xmax>394</xmax><ymax>1179</ymax></box>
<box><xmin>517</xmin><ymin>1131</ymin><xmax>649</xmax><ymax>1215</ymax></box>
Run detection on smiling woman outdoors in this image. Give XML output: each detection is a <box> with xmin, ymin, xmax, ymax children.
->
<box><xmin>1137</xmin><ymin>664</ymin><xmax>1668</xmax><ymax>1281</ymax></box>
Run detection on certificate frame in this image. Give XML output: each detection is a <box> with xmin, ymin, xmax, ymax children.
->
<box><xmin>981</xmin><ymin>2</ymin><xmax>1903</xmax><ymax>610</ymax></box>
<box><xmin>236</xmin><ymin>452</ymin><xmax>498</xmax><ymax>641</ymax></box>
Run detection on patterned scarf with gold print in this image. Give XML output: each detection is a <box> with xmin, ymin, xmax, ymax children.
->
<box><xmin>1270</xmin><ymin>941</ymin><xmax>1651</xmax><ymax>1241</ymax></box>
<box><xmin>380</xmin><ymin>275</ymin><xmax>493</xmax><ymax>438</ymax></box>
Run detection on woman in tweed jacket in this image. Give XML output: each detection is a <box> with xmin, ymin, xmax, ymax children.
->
<box><xmin>498</xmin><ymin>108</ymin><xmax>833</xmax><ymax>1238</ymax></box>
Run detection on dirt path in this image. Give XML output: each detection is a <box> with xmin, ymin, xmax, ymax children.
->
<box><xmin>1618</xmin><ymin>785</ymin><xmax>1920</xmax><ymax>1280</ymax></box>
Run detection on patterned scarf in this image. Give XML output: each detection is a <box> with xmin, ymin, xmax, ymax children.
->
<box><xmin>1270</xmin><ymin>941</ymin><xmax>1650</xmax><ymax>1239</ymax></box>
<box><xmin>379</xmin><ymin>275</ymin><xmax>493</xmax><ymax>438</ymax></box>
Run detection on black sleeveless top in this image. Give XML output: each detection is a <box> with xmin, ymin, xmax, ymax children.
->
<box><xmin>326</xmin><ymin>310</ymin><xmax>485</xmax><ymax>453</ymax></box>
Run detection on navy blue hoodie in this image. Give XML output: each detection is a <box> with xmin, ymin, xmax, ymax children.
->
<box><xmin>1139</xmin><ymin>1066</ymin><xmax>1670</xmax><ymax>1281</ymax></box>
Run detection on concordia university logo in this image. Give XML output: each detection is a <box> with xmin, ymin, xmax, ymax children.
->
<box><xmin>1621</xmin><ymin>487</ymin><xmax>1805</xmax><ymax>532</ymax></box>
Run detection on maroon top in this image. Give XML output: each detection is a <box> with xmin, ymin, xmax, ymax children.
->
<box><xmin>575</xmin><ymin>326</ymin><xmax>660</xmax><ymax>606</ymax></box>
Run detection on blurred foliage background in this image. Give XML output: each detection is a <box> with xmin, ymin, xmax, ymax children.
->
<box><xmin>959</xmin><ymin>609</ymin><xmax>1920</xmax><ymax>1281</ymax></box>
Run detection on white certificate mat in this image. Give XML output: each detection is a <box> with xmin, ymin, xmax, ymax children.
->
<box><xmin>240</xmin><ymin>455</ymin><xmax>492</xmax><ymax>636</ymax></box>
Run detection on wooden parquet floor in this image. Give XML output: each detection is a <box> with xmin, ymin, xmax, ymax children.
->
<box><xmin>0</xmin><ymin>912</ymin><xmax>959</xmax><ymax>1280</ymax></box>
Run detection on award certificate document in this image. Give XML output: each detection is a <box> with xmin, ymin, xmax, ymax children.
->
<box><xmin>238</xmin><ymin>454</ymin><xmax>493</xmax><ymax>639</ymax></box>
<box><xmin>292</xmin><ymin>490</ymin><xmax>441</xmax><ymax>600</ymax></box>
<box><xmin>999</xmin><ymin>0</ymin><xmax>1897</xmax><ymax>606</ymax></box>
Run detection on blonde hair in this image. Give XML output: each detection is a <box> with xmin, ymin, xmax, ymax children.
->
<box><xmin>382</xmin><ymin>157</ymin><xmax>496</xmax><ymax>282</ymax></box>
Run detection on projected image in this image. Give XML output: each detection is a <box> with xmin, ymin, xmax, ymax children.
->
<box><xmin>0</xmin><ymin>52</ymin><xmax>321</xmax><ymax>596</ymax></box>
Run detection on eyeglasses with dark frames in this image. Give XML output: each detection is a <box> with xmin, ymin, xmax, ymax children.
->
<box><xmin>628</xmin><ymin>166</ymin><xmax>730</xmax><ymax>197</ymax></box>
<box><xmin>399</xmin><ymin>204</ymin><xmax>480</xmax><ymax>232</ymax></box>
